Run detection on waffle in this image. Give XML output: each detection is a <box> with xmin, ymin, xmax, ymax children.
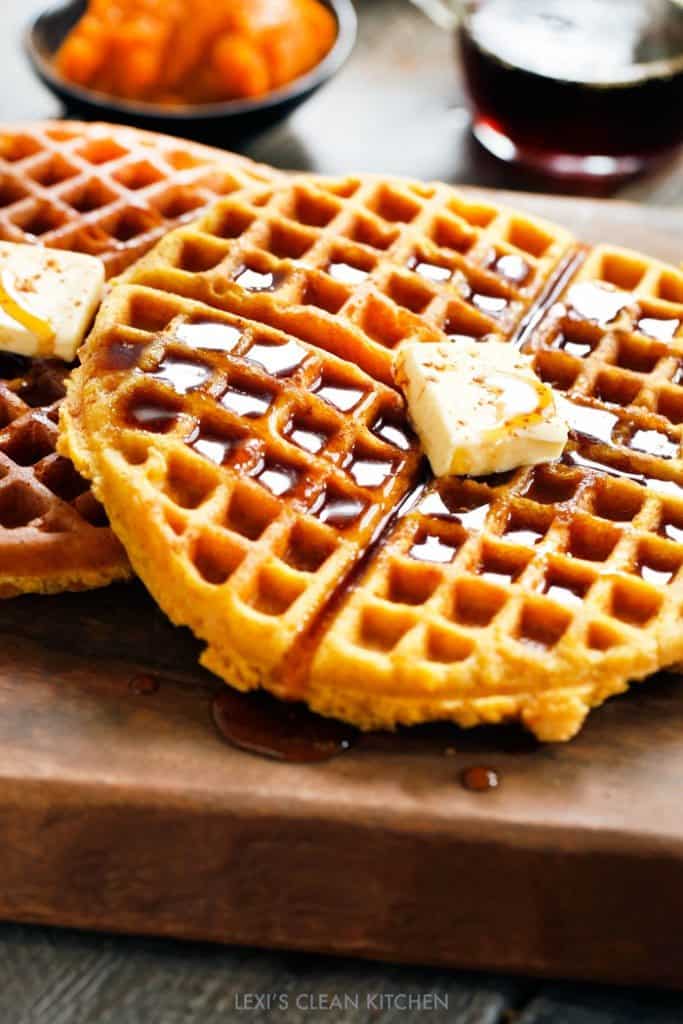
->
<box><xmin>0</xmin><ymin>352</ymin><xmax>128</xmax><ymax>596</ymax></box>
<box><xmin>119</xmin><ymin>175</ymin><xmax>575</xmax><ymax>383</ymax></box>
<box><xmin>62</xmin><ymin>175</ymin><xmax>683</xmax><ymax>739</ymax></box>
<box><xmin>0</xmin><ymin>120</ymin><xmax>278</xmax><ymax>596</ymax></box>
<box><xmin>0</xmin><ymin>121</ymin><xmax>279</xmax><ymax>278</ymax></box>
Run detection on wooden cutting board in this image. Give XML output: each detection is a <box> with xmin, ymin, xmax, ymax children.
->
<box><xmin>1</xmin><ymin>190</ymin><xmax>682</xmax><ymax>990</ymax></box>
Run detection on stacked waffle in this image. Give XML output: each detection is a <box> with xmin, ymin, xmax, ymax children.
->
<box><xmin>60</xmin><ymin>173</ymin><xmax>683</xmax><ymax>739</ymax></box>
<box><xmin>0</xmin><ymin>120</ymin><xmax>279</xmax><ymax>594</ymax></box>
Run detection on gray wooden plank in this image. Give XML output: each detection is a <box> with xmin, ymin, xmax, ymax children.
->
<box><xmin>516</xmin><ymin>985</ymin><xmax>683</xmax><ymax>1024</ymax></box>
<box><xmin>0</xmin><ymin>923</ymin><xmax>523</xmax><ymax>1024</ymax></box>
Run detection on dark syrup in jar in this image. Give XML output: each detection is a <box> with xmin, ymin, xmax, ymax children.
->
<box><xmin>458</xmin><ymin>0</ymin><xmax>683</xmax><ymax>176</ymax></box>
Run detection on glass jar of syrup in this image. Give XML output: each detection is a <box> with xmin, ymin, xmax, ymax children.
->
<box><xmin>415</xmin><ymin>0</ymin><xmax>683</xmax><ymax>179</ymax></box>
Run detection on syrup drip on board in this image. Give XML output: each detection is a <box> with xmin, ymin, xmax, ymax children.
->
<box><xmin>212</xmin><ymin>688</ymin><xmax>357</xmax><ymax>762</ymax></box>
<box><xmin>461</xmin><ymin>765</ymin><xmax>500</xmax><ymax>792</ymax></box>
<box><xmin>128</xmin><ymin>673</ymin><xmax>160</xmax><ymax>695</ymax></box>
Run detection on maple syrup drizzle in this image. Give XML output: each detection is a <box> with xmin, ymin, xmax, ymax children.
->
<box><xmin>174</xmin><ymin>320</ymin><xmax>243</xmax><ymax>352</ymax></box>
<box><xmin>233</xmin><ymin>266</ymin><xmax>285</xmax><ymax>293</ymax></box>
<box><xmin>559</xmin><ymin>398</ymin><xmax>619</xmax><ymax>445</ymax></box>
<box><xmin>313</xmin><ymin>492</ymin><xmax>367</xmax><ymax>529</ymax></box>
<box><xmin>0</xmin><ymin>270</ymin><xmax>55</xmax><ymax>353</ymax></box>
<box><xmin>419</xmin><ymin>490</ymin><xmax>492</xmax><ymax>532</ymax></box>
<box><xmin>221</xmin><ymin>387</ymin><xmax>273</xmax><ymax>418</ymax></box>
<box><xmin>628</xmin><ymin>428</ymin><xmax>678</xmax><ymax>460</ymax></box>
<box><xmin>315</xmin><ymin>383</ymin><xmax>365</xmax><ymax>412</ymax></box>
<box><xmin>126</xmin><ymin>393</ymin><xmax>180</xmax><ymax>433</ymax></box>
<box><xmin>245</xmin><ymin>339</ymin><xmax>307</xmax><ymax>377</ymax></box>
<box><xmin>327</xmin><ymin>261</ymin><xmax>369</xmax><ymax>286</ymax></box>
<box><xmin>151</xmin><ymin>355</ymin><xmax>211</xmax><ymax>394</ymax></box>
<box><xmin>662</xmin><ymin>521</ymin><xmax>683</xmax><ymax>543</ymax></box>
<box><xmin>545</xmin><ymin>582</ymin><xmax>583</xmax><ymax>606</ymax></box>
<box><xmin>410</xmin><ymin>258</ymin><xmax>453</xmax><ymax>284</ymax></box>
<box><xmin>347</xmin><ymin>457</ymin><xmax>394</xmax><ymax>488</ymax></box>
<box><xmin>289</xmin><ymin>427</ymin><xmax>326</xmax><ymax>454</ymax></box>
<box><xmin>637</xmin><ymin>316</ymin><xmax>679</xmax><ymax>343</ymax></box>
<box><xmin>564</xmin><ymin>445</ymin><xmax>683</xmax><ymax>499</ymax></box>
<box><xmin>461</xmin><ymin>765</ymin><xmax>500</xmax><ymax>792</ymax></box>
<box><xmin>99</xmin><ymin>340</ymin><xmax>142</xmax><ymax>371</ymax></box>
<box><xmin>372</xmin><ymin>418</ymin><xmax>412</xmax><ymax>451</ymax></box>
<box><xmin>212</xmin><ymin>688</ymin><xmax>356</xmax><ymax>762</ymax></box>
<box><xmin>639</xmin><ymin>563</ymin><xmax>674</xmax><ymax>586</ymax></box>
<box><xmin>567</xmin><ymin>281</ymin><xmax>632</xmax><ymax>326</ymax></box>
<box><xmin>409</xmin><ymin>534</ymin><xmax>458</xmax><ymax>563</ymax></box>
<box><xmin>557</xmin><ymin>334</ymin><xmax>592</xmax><ymax>359</ymax></box>
<box><xmin>472</xmin><ymin>293</ymin><xmax>509</xmax><ymax>317</ymax></box>
<box><xmin>189</xmin><ymin>428</ymin><xmax>234</xmax><ymax>465</ymax></box>
<box><xmin>494</xmin><ymin>253</ymin><xmax>530</xmax><ymax>285</ymax></box>
<box><xmin>504</xmin><ymin>525</ymin><xmax>545</xmax><ymax>546</ymax></box>
<box><xmin>257</xmin><ymin>463</ymin><xmax>300</xmax><ymax>496</ymax></box>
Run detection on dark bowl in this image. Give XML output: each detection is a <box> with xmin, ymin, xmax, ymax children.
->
<box><xmin>25</xmin><ymin>0</ymin><xmax>356</xmax><ymax>142</ymax></box>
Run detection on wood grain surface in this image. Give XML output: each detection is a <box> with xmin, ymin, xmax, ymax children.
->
<box><xmin>1</xmin><ymin>0</ymin><xmax>683</xmax><ymax>1020</ymax></box>
<box><xmin>0</xmin><ymin>195</ymin><xmax>680</xmax><ymax>1013</ymax></box>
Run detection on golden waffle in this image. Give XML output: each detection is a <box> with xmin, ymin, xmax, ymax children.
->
<box><xmin>120</xmin><ymin>175</ymin><xmax>575</xmax><ymax>383</ymax></box>
<box><xmin>309</xmin><ymin>244</ymin><xmax>683</xmax><ymax>740</ymax></box>
<box><xmin>0</xmin><ymin>120</ymin><xmax>278</xmax><ymax>596</ymax></box>
<box><xmin>67</xmin><ymin>173</ymin><xmax>643</xmax><ymax>741</ymax></box>
<box><xmin>63</xmin><ymin>175</ymin><xmax>683</xmax><ymax>739</ymax></box>
<box><xmin>0</xmin><ymin>121</ymin><xmax>279</xmax><ymax>278</ymax></box>
<box><xmin>0</xmin><ymin>352</ymin><xmax>127</xmax><ymax>596</ymax></box>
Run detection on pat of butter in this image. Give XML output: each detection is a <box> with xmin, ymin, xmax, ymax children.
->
<box><xmin>0</xmin><ymin>242</ymin><xmax>104</xmax><ymax>362</ymax></box>
<box><xmin>395</xmin><ymin>338</ymin><xmax>568</xmax><ymax>477</ymax></box>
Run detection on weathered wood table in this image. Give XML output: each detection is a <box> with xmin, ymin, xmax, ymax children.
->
<box><xmin>1</xmin><ymin>0</ymin><xmax>683</xmax><ymax>1020</ymax></box>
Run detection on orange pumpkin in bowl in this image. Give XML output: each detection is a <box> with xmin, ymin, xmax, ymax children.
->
<box><xmin>55</xmin><ymin>0</ymin><xmax>338</xmax><ymax>105</ymax></box>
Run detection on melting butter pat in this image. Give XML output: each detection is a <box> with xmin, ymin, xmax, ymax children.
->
<box><xmin>0</xmin><ymin>242</ymin><xmax>104</xmax><ymax>361</ymax></box>
<box><xmin>395</xmin><ymin>338</ymin><xmax>568</xmax><ymax>477</ymax></box>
